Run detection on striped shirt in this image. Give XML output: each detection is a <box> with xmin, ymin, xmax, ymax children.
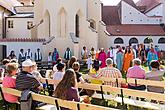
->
<box><xmin>16</xmin><ymin>71</ymin><xmax>41</xmax><ymax>93</ymax></box>
<box><xmin>95</xmin><ymin>67</ymin><xmax>122</xmax><ymax>86</ymax></box>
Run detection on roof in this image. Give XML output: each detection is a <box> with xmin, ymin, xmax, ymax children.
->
<box><xmin>136</xmin><ymin>0</ymin><xmax>162</xmax><ymax>13</ymax></box>
<box><xmin>121</xmin><ymin>0</ymin><xmax>137</xmax><ymax>9</ymax></box>
<box><xmin>0</xmin><ymin>0</ymin><xmax>21</xmax><ymax>13</ymax></box>
<box><xmin>106</xmin><ymin>24</ymin><xmax>165</xmax><ymax>36</ymax></box>
<box><xmin>102</xmin><ymin>6</ymin><xmax>121</xmax><ymax>25</ymax></box>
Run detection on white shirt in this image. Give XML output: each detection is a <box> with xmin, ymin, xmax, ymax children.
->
<box><xmin>53</xmin><ymin>71</ymin><xmax>64</xmax><ymax>90</ymax></box>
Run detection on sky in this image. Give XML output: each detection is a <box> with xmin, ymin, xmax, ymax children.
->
<box><xmin>101</xmin><ymin>0</ymin><xmax>139</xmax><ymax>6</ymax></box>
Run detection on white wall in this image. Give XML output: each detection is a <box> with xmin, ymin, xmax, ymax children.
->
<box><xmin>121</xmin><ymin>1</ymin><xmax>162</xmax><ymax>24</ymax></box>
<box><xmin>6</xmin><ymin>17</ymin><xmax>33</xmax><ymax>38</ymax></box>
<box><xmin>108</xmin><ymin>36</ymin><xmax>165</xmax><ymax>50</ymax></box>
<box><xmin>146</xmin><ymin>4</ymin><xmax>163</xmax><ymax>17</ymax></box>
<box><xmin>0</xmin><ymin>42</ymin><xmax>42</xmax><ymax>60</ymax></box>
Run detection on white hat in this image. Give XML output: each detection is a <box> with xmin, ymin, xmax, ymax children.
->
<box><xmin>22</xmin><ymin>59</ymin><xmax>34</xmax><ymax>67</ymax></box>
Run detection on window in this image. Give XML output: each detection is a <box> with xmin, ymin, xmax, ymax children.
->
<box><xmin>89</xmin><ymin>19</ymin><xmax>96</xmax><ymax>29</ymax></box>
<box><xmin>75</xmin><ymin>14</ymin><xmax>79</xmax><ymax>37</ymax></box>
<box><xmin>129</xmin><ymin>38</ymin><xmax>138</xmax><ymax>45</ymax></box>
<box><xmin>8</xmin><ymin>20</ymin><xmax>14</xmax><ymax>28</ymax></box>
<box><xmin>27</xmin><ymin>21</ymin><xmax>33</xmax><ymax>29</ymax></box>
<box><xmin>144</xmin><ymin>37</ymin><xmax>153</xmax><ymax>44</ymax></box>
<box><xmin>158</xmin><ymin>37</ymin><xmax>165</xmax><ymax>44</ymax></box>
<box><xmin>114</xmin><ymin>38</ymin><xmax>124</xmax><ymax>44</ymax></box>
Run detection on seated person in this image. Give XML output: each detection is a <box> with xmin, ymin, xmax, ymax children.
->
<box><xmin>2</xmin><ymin>63</ymin><xmax>18</xmax><ymax>103</ymax></box>
<box><xmin>146</xmin><ymin>60</ymin><xmax>165</xmax><ymax>93</ymax></box>
<box><xmin>127</xmin><ymin>58</ymin><xmax>146</xmax><ymax>90</ymax></box>
<box><xmin>1</xmin><ymin>59</ymin><xmax>10</xmax><ymax>78</ymax></box>
<box><xmin>16</xmin><ymin>59</ymin><xmax>43</xmax><ymax>93</ymax></box>
<box><xmin>89</xmin><ymin>60</ymin><xmax>102</xmax><ymax>84</ymax></box>
<box><xmin>53</xmin><ymin>69</ymin><xmax>90</xmax><ymax>110</ymax></box>
<box><xmin>53</xmin><ymin>63</ymin><xmax>65</xmax><ymax>90</ymax></box>
<box><xmin>72</xmin><ymin>62</ymin><xmax>85</xmax><ymax>83</ymax></box>
<box><xmin>32</xmin><ymin>61</ymin><xmax>42</xmax><ymax>79</ymax></box>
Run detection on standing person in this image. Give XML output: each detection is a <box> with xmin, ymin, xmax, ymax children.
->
<box><xmin>109</xmin><ymin>47</ymin><xmax>114</xmax><ymax>61</ymax></box>
<box><xmin>18</xmin><ymin>49</ymin><xmax>26</xmax><ymax>64</ymax></box>
<box><xmin>86</xmin><ymin>55</ymin><xmax>93</xmax><ymax>70</ymax></box>
<box><xmin>48</xmin><ymin>52</ymin><xmax>52</xmax><ymax>67</ymax></box>
<box><xmin>92</xmin><ymin>58</ymin><xmax>122</xmax><ymax>86</ymax></box>
<box><xmin>98</xmin><ymin>48</ymin><xmax>107</xmax><ymax>68</ymax></box>
<box><xmin>95</xmin><ymin>49</ymin><xmax>100</xmax><ymax>60</ymax></box>
<box><xmin>127</xmin><ymin>58</ymin><xmax>146</xmax><ymax>90</ymax></box>
<box><xmin>34</xmin><ymin>48</ymin><xmax>42</xmax><ymax>62</ymax></box>
<box><xmin>147</xmin><ymin>47</ymin><xmax>158</xmax><ymax>71</ymax></box>
<box><xmin>53</xmin><ymin>63</ymin><xmax>65</xmax><ymax>90</ymax></box>
<box><xmin>25</xmin><ymin>49</ymin><xmax>33</xmax><ymax>60</ymax></box>
<box><xmin>81</xmin><ymin>46</ymin><xmax>88</xmax><ymax>60</ymax></box>
<box><xmin>8</xmin><ymin>50</ymin><xmax>17</xmax><ymax>60</ymax></box>
<box><xmin>64</xmin><ymin>47</ymin><xmax>72</xmax><ymax>61</ymax></box>
<box><xmin>132</xmin><ymin>45</ymin><xmax>138</xmax><ymax>58</ymax></box>
<box><xmin>89</xmin><ymin>47</ymin><xmax>96</xmax><ymax>59</ymax></box>
<box><xmin>138</xmin><ymin>44</ymin><xmax>146</xmax><ymax>65</ymax></box>
<box><xmin>146</xmin><ymin>60</ymin><xmax>165</xmax><ymax>94</ymax></box>
<box><xmin>123</xmin><ymin>47</ymin><xmax>134</xmax><ymax>72</ymax></box>
<box><xmin>107</xmin><ymin>48</ymin><xmax>110</xmax><ymax>58</ymax></box>
<box><xmin>52</xmin><ymin>48</ymin><xmax>59</xmax><ymax>63</ymax></box>
<box><xmin>116</xmin><ymin>47</ymin><xmax>124</xmax><ymax>71</ymax></box>
<box><xmin>2</xmin><ymin>63</ymin><xmax>19</xmax><ymax>103</ymax></box>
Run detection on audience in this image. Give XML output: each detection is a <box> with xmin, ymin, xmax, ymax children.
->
<box><xmin>16</xmin><ymin>59</ymin><xmax>42</xmax><ymax>93</ymax></box>
<box><xmin>93</xmin><ymin>58</ymin><xmax>122</xmax><ymax>86</ymax></box>
<box><xmin>146</xmin><ymin>60</ymin><xmax>165</xmax><ymax>94</ymax></box>
<box><xmin>72</xmin><ymin>62</ymin><xmax>85</xmax><ymax>83</ymax></box>
<box><xmin>68</xmin><ymin>56</ymin><xmax>77</xmax><ymax>69</ymax></box>
<box><xmin>127</xmin><ymin>58</ymin><xmax>146</xmax><ymax>90</ymax></box>
<box><xmin>2</xmin><ymin>63</ymin><xmax>18</xmax><ymax>103</ymax></box>
<box><xmin>54</xmin><ymin>69</ymin><xmax>89</xmax><ymax>110</ymax></box>
<box><xmin>53</xmin><ymin>63</ymin><xmax>65</xmax><ymax>90</ymax></box>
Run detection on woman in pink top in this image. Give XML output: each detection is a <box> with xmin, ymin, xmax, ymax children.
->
<box><xmin>2</xmin><ymin>63</ymin><xmax>18</xmax><ymax>103</ymax></box>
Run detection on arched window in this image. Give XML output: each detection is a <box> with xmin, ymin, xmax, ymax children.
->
<box><xmin>144</xmin><ymin>37</ymin><xmax>153</xmax><ymax>44</ymax></box>
<box><xmin>75</xmin><ymin>14</ymin><xmax>79</xmax><ymax>38</ymax></box>
<box><xmin>114</xmin><ymin>38</ymin><xmax>124</xmax><ymax>44</ymax></box>
<box><xmin>129</xmin><ymin>38</ymin><xmax>138</xmax><ymax>44</ymax></box>
<box><xmin>158</xmin><ymin>37</ymin><xmax>165</xmax><ymax>44</ymax></box>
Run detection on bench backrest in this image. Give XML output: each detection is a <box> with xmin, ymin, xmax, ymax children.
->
<box><xmin>82</xmin><ymin>74</ymin><xmax>165</xmax><ymax>88</ymax></box>
<box><xmin>40</xmin><ymin>78</ymin><xmax>165</xmax><ymax>102</ymax></box>
<box><xmin>0</xmin><ymin>85</ymin><xmax>115</xmax><ymax>110</ymax></box>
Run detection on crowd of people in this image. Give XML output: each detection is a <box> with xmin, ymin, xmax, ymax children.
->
<box><xmin>0</xmin><ymin>44</ymin><xmax>165</xmax><ymax>109</ymax></box>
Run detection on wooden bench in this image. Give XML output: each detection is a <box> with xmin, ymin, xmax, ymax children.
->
<box><xmin>0</xmin><ymin>85</ymin><xmax>116</xmax><ymax>110</ymax></box>
<box><xmin>83</xmin><ymin>74</ymin><xmax>165</xmax><ymax>88</ymax></box>
<box><xmin>40</xmin><ymin>78</ymin><xmax>165</xmax><ymax>110</ymax></box>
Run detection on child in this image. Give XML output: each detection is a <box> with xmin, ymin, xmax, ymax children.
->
<box><xmin>2</xmin><ymin>63</ymin><xmax>18</xmax><ymax>103</ymax></box>
<box><xmin>86</xmin><ymin>55</ymin><xmax>93</xmax><ymax>70</ymax></box>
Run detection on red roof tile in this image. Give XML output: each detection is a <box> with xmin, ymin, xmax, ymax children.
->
<box><xmin>106</xmin><ymin>24</ymin><xmax>165</xmax><ymax>36</ymax></box>
<box><xmin>102</xmin><ymin>6</ymin><xmax>121</xmax><ymax>25</ymax></box>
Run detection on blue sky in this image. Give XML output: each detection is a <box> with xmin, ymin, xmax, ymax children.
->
<box><xmin>101</xmin><ymin>0</ymin><xmax>139</xmax><ymax>6</ymax></box>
